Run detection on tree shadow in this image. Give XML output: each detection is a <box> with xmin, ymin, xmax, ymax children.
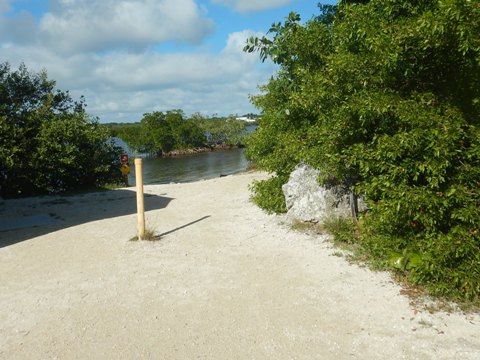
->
<box><xmin>0</xmin><ymin>189</ymin><xmax>173</xmax><ymax>248</ymax></box>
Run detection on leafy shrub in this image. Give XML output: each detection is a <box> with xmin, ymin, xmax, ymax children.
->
<box><xmin>0</xmin><ymin>62</ymin><xmax>123</xmax><ymax>197</ymax></box>
<box><xmin>249</xmin><ymin>176</ymin><xmax>287</xmax><ymax>214</ymax></box>
<box><xmin>323</xmin><ymin>217</ymin><xmax>357</xmax><ymax>245</ymax></box>
<box><xmin>244</xmin><ymin>0</ymin><xmax>480</xmax><ymax>301</ymax></box>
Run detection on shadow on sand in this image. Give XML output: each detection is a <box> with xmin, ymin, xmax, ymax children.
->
<box><xmin>0</xmin><ymin>189</ymin><xmax>173</xmax><ymax>248</ymax></box>
<box><xmin>154</xmin><ymin>215</ymin><xmax>211</xmax><ymax>240</ymax></box>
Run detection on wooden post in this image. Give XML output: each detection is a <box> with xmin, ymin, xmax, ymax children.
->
<box><xmin>135</xmin><ymin>158</ymin><xmax>145</xmax><ymax>240</ymax></box>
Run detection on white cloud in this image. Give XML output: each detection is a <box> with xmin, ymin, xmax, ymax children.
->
<box><xmin>1</xmin><ymin>1</ymin><xmax>279</xmax><ymax>121</ymax></box>
<box><xmin>36</xmin><ymin>0</ymin><xmax>214</xmax><ymax>54</ymax></box>
<box><xmin>1</xmin><ymin>1</ymin><xmax>214</xmax><ymax>53</ymax></box>
<box><xmin>1</xmin><ymin>29</ymin><xmax>274</xmax><ymax>122</ymax></box>
<box><xmin>211</xmin><ymin>0</ymin><xmax>292</xmax><ymax>13</ymax></box>
<box><xmin>0</xmin><ymin>11</ymin><xmax>37</xmax><ymax>44</ymax></box>
<box><xmin>0</xmin><ymin>0</ymin><xmax>9</xmax><ymax>13</ymax></box>
<box><xmin>223</xmin><ymin>30</ymin><xmax>255</xmax><ymax>54</ymax></box>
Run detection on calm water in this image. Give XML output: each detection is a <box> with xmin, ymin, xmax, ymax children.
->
<box><xmin>128</xmin><ymin>148</ymin><xmax>250</xmax><ymax>185</ymax></box>
<box><xmin>114</xmin><ymin>125</ymin><xmax>256</xmax><ymax>185</ymax></box>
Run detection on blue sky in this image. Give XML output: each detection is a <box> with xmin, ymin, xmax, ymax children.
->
<box><xmin>1</xmin><ymin>0</ymin><xmax>335</xmax><ymax>122</ymax></box>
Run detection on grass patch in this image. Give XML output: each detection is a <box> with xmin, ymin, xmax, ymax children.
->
<box><xmin>142</xmin><ymin>227</ymin><xmax>158</xmax><ymax>241</ymax></box>
<box><xmin>290</xmin><ymin>220</ymin><xmax>326</xmax><ymax>235</ymax></box>
<box><xmin>323</xmin><ymin>217</ymin><xmax>357</xmax><ymax>245</ymax></box>
<box><xmin>130</xmin><ymin>226</ymin><xmax>160</xmax><ymax>241</ymax></box>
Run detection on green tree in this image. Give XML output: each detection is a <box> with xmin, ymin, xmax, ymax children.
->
<box><xmin>166</xmin><ymin>109</ymin><xmax>206</xmax><ymax>148</ymax></box>
<box><xmin>138</xmin><ymin>111</ymin><xmax>173</xmax><ymax>155</ymax></box>
<box><xmin>245</xmin><ymin>0</ymin><xmax>480</xmax><ymax>299</ymax></box>
<box><xmin>176</xmin><ymin>120</ymin><xmax>206</xmax><ymax>148</ymax></box>
<box><xmin>111</xmin><ymin>112</ymin><xmax>254</xmax><ymax>156</ymax></box>
<box><xmin>135</xmin><ymin>110</ymin><xmax>206</xmax><ymax>155</ymax></box>
<box><xmin>0</xmin><ymin>62</ymin><xmax>123</xmax><ymax>197</ymax></box>
<box><xmin>104</xmin><ymin>122</ymin><xmax>142</xmax><ymax>151</ymax></box>
<box><xmin>192</xmin><ymin>113</ymin><xmax>249</xmax><ymax>146</ymax></box>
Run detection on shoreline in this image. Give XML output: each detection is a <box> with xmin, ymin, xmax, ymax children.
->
<box><xmin>1</xmin><ymin>171</ymin><xmax>479</xmax><ymax>359</ymax></box>
<box><xmin>162</xmin><ymin>144</ymin><xmax>244</xmax><ymax>157</ymax></box>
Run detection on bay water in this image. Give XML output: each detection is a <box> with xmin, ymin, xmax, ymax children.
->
<box><xmin>115</xmin><ymin>124</ymin><xmax>256</xmax><ymax>185</ymax></box>
<box><xmin>128</xmin><ymin>148</ymin><xmax>250</xmax><ymax>185</ymax></box>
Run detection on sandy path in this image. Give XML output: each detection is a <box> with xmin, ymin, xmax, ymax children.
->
<box><xmin>0</xmin><ymin>172</ymin><xmax>479</xmax><ymax>359</ymax></box>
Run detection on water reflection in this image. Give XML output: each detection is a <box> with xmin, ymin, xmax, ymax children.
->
<box><xmin>129</xmin><ymin>148</ymin><xmax>250</xmax><ymax>185</ymax></box>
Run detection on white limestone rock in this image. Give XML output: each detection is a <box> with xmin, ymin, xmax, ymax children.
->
<box><xmin>282</xmin><ymin>163</ymin><xmax>353</xmax><ymax>224</ymax></box>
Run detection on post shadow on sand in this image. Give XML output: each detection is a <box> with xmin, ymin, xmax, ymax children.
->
<box><xmin>0</xmin><ymin>189</ymin><xmax>173</xmax><ymax>248</ymax></box>
<box><xmin>152</xmin><ymin>215</ymin><xmax>211</xmax><ymax>240</ymax></box>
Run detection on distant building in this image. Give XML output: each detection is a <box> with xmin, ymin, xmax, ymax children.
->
<box><xmin>236</xmin><ymin>116</ymin><xmax>256</xmax><ymax>123</ymax></box>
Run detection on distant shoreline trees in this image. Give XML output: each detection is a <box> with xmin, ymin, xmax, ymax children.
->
<box><xmin>105</xmin><ymin>112</ymin><xmax>253</xmax><ymax>157</ymax></box>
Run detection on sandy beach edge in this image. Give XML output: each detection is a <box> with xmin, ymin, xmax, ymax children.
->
<box><xmin>1</xmin><ymin>171</ymin><xmax>479</xmax><ymax>359</ymax></box>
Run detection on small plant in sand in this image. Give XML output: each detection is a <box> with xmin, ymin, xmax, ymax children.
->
<box><xmin>142</xmin><ymin>227</ymin><xmax>158</xmax><ymax>241</ymax></box>
<box><xmin>130</xmin><ymin>226</ymin><xmax>159</xmax><ymax>241</ymax></box>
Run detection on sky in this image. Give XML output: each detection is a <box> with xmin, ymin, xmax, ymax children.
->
<box><xmin>0</xmin><ymin>0</ymin><xmax>335</xmax><ymax>123</ymax></box>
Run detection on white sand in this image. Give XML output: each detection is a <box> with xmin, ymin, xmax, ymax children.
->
<box><xmin>0</xmin><ymin>172</ymin><xmax>479</xmax><ymax>359</ymax></box>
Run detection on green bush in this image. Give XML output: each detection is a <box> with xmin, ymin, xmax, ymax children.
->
<box><xmin>412</xmin><ymin>231</ymin><xmax>480</xmax><ymax>300</ymax></box>
<box><xmin>323</xmin><ymin>217</ymin><xmax>357</xmax><ymax>245</ymax></box>
<box><xmin>0</xmin><ymin>62</ymin><xmax>123</xmax><ymax>197</ymax></box>
<box><xmin>249</xmin><ymin>176</ymin><xmax>287</xmax><ymax>214</ymax></box>
<box><xmin>245</xmin><ymin>0</ymin><xmax>480</xmax><ymax>301</ymax></box>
